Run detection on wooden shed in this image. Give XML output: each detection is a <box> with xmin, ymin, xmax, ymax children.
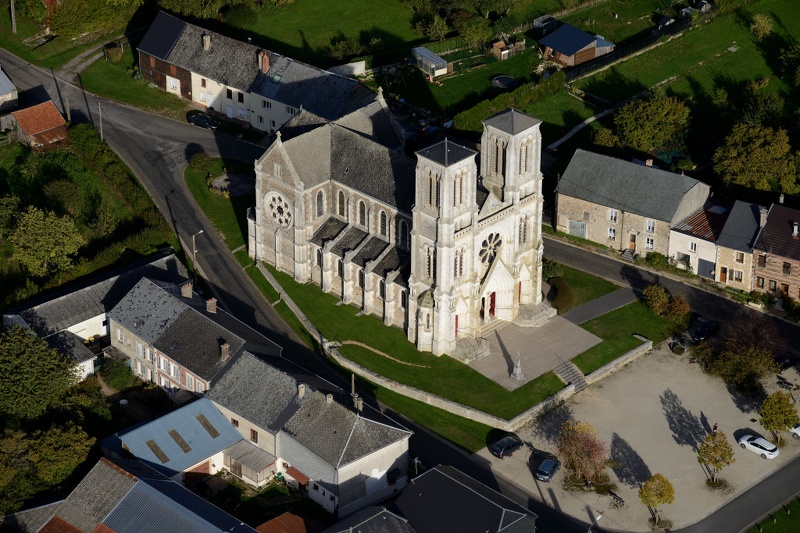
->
<box><xmin>538</xmin><ymin>23</ymin><xmax>614</xmax><ymax>67</ymax></box>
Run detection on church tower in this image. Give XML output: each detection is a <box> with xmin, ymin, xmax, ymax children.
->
<box><xmin>408</xmin><ymin>139</ymin><xmax>478</xmax><ymax>356</ymax></box>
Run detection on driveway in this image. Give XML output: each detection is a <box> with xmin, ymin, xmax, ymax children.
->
<box><xmin>476</xmin><ymin>341</ymin><xmax>800</xmax><ymax>531</ymax></box>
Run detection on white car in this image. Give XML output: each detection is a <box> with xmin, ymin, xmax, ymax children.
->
<box><xmin>791</xmin><ymin>423</ymin><xmax>800</xmax><ymax>440</ymax></box>
<box><xmin>738</xmin><ymin>434</ymin><xmax>779</xmax><ymax>459</ymax></box>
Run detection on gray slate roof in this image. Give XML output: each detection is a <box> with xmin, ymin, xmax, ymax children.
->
<box><xmin>324</xmin><ymin>507</ymin><xmax>414</xmax><ymax>533</ymax></box>
<box><xmin>416</xmin><ymin>138</ymin><xmax>476</xmax><ymax>167</ymax></box>
<box><xmin>0</xmin><ymin>66</ymin><xmax>15</xmax><ymax>96</ymax></box>
<box><xmin>208</xmin><ymin>351</ymin><xmax>305</xmax><ymax>434</ymax></box>
<box><xmin>558</xmin><ymin>149</ymin><xmax>707</xmax><ymax>223</ymax></box>
<box><xmin>353</xmin><ymin>236</ymin><xmax>389</xmax><ymax>267</ymax></box>
<box><xmin>108</xmin><ymin>278</ymin><xmax>188</xmax><ymax>345</ymax></box>
<box><xmin>310</xmin><ymin>217</ymin><xmax>348</xmax><ymax>247</ymax></box>
<box><xmin>46</xmin><ymin>330</ymin><xmax>97</xmax><ymax>364</ymax></box>
<box><xmin>753</xmin><ymin>204</ymin><xmax>800</xmax><ymax>259</ymax></box>
<box><xmin>717</xmin><ymin>200</ymin><xmax>764</xmax><ymax>252</ymax></box>
<box><xmin>331</xmin><ymin>226</ymin><xmax>369</xmax><ymax>258</ymax></box>
<box><xmin>482</xmin><ymin>108</ymin><xmax>541</xmax><ymax>135</ymax></box>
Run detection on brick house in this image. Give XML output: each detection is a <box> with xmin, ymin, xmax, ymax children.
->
<box><xmin>556</xmin><ymin>150</ymin><xmax>710</xmax><ymax>258</ymax></box>
<box><xmin>751</xmin><ymin>204</ymin><xmax>800</xmax><ymax>301</ymax></box>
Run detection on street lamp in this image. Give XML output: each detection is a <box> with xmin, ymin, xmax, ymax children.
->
<box><xmin>587</xmin><ymin>511</ymin><xmax>603</xmax><ymax>532</ymax></box>
<box><xmin>192</xmin><ymin>229</ymin><xmax>204</xmax><ymax>285</ymax></box>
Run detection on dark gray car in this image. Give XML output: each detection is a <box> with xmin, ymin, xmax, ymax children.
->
<box><xmin>534</xmin><ymin>457</ymin><xmax>561</xmax><ymax>482</ymax></box>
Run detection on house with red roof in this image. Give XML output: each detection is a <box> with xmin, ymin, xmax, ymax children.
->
<box><xmin>10</xmin><ymin>100</ymin><xmax>67</xmax><ymax>148</ymax></box>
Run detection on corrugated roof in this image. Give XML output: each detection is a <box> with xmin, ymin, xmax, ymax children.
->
<box><xmin>754</xmin><ymin>204</ymin><xmax>800</xmax><ymax>260</ymax></box>
<box><xmin>416</xmin><ymin>138</ymin><xmax>476</xmax><ymax>168</ymax></box>
<box><xmin>12</xmin><ymin>100</ymin><xmax>64</xmax><ymax>136</ymax></box>
<box><xmin>538</xmin><ymin>23</ymin><xmax>596</xmax><ymax>55</ymax></box>
<box><xmin>717</xmin><ymin>200</ymin><xmax>764</xmax><ymax>252</ymax></box>
<box><xmin>672</xmin><ymin>202</ymin><xmax>732</xmax><ymax>241</ymax></box>
<box><xmin>223</xmin><ymin>440</ymin><xmax>276</xmax><ymax>472</ymax></box>
<box><xmin>482</xmin><ymin>108</ymin><xmax>541</xmax><ymax>135</ymax></box>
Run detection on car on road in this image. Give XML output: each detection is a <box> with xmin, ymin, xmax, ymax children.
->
<box><xmin>534</xmin><ymin>456</ymin><xmax>561</xmax><ymax>482</ymax></box>
<box><xmin>791</xmin><ymin>423</ymin><xmax>800</xmax><ymax>440</ymax></box>
<box><xmin>187</xmin><ymin>111</ymin><xmax>220</xmax><ymax>131</ymax></box>
<box><xmin>688</xmin><ymin>318</ymin><xmax>719</xmax><ymax>343</ymax></box>
<box><xmin>489</xmin><ymin>432</ymin><xmax>525</xmax><ymax>459</ymax></box>
<box><xmin>738</xmin><ymin>434</ymin><xmax>779</xmax><ymax>459</ymax></box>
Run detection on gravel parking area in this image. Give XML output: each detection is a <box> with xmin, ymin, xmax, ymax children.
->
<box><xmin>475</xmin><ymin>342</ymin><xmax>800</xmax><ymax>531</ymax></box>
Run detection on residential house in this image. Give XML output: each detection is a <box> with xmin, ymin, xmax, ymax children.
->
<box><xmin>715</xmin><ymin>200</ymin><xmax>764</xmax><ymax>292</ymax></box>
<box><xmin>208</xmin><ymin>351</ymin><xmax>412</xmax><ymax>516</ymax></box>
<box><xmin>752</xmin><ymin>203</ymin><xmax>800</xmax><ymax>300</ymax></box>
<box><xmin>3</xmin><ymin>251</ymin><xmax>188</xmax><ymax>380</ymax></box>
<box><xmin>556</xmin><ymin>149</ymin><xmax>710</xmax><ymax>258</ymax></box>
<box><xmin>0</xmin><ymin>64</ymin><xmax>18</xmax><ymax>112</ymax></box>
<box><xmin>107</xmin><ymin>278</ymin><xmax>246</xmax><ymax>393</ymax></box>
<box><xmin>538</xmin><ymin>23</ymin><xmax>614</xmax><ymax>67</ymax></box>
<box><xmin>137</xmin><ymin>11</ymin><xmax>377</xmax><ymax>132</ymax></box>
<box><xmin>389</xmin><ymin>465</ymin><xmax>537</xmax><ymax>532</ymax></box>
<box><xmin>323</xmin><ymin>507</ymin><xmax>412</xmax><ymax>533</ymax></box>
<box><xmin>411</xmin><ymin>47</ymin><xmax>448</xmax><ymax>78</ymax></box>
<box><xmin>7</xmin><ymin>100</ymin><xmax>67</xmax><ymax>148</ymax></box>
<box><xmin>1</xmin><ymin>457</ymin><xmax>256</xmax><ymax>533</ymax></box>
<box><xmin>669</xmin><ymin>201</ymin><xmax>732</xmax><ymax>279</ymax></box>
<box><xmin>256</xmin><ymin>512</ymin><xmax>320</xmax><ymax>533</ymax></box>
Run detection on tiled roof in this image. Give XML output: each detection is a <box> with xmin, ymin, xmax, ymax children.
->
<box><xmin>672</xmin><ymin>201</ymin><xmax>732</xmax><ymax>242</ymax></box>
<box><xmin>538</xmin><ymin>23</ymin><xmax>596</xmax><ymax>55</ymax></box>
<box><xmin>717</xmin><ymin>200</ymin><xmax>764</xmax><ymax>252</ymax></box>
<box><xmin>257</xmin><ymin>511</ymin><xmax>316</xmax><ymax>533</ymax></box>
<box><xmin>208</xmin><ymin>351</ymin><xmax>305</xmax><ymax>434</ymax></box>
<box><xmin>754</xmin><ymin>204</ymin><xmax>800</xmax><ymax>260</ymax></box>
<box><xmin>12</xmin><ymin>100</ymin><xmax>64</xmax><ymax>136</ymax></box>
<box><xmin>482</xmin><ymin>108</ymin><xmax>541</xmax><ymax>135</ymax></box>
<box><xmin>558</xmin><ymin>149</ymin><xmax>708</xmax><ymax>223</ymax></box>
<box><xmin>416</xmin><ymin>138</ymin><xmax>476</xmax><ymax>168</ymax></box>
<box><xmin>108</xmin><ymin>278</ymin><xmax>189</xmax><ymax>345</ymax></box>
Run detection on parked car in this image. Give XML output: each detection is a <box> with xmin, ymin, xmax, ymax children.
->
<box><xmin>791</xmin><ymin>423</ymin><xmax>800</xmax><ymax>440</ymax></box>
<box><xmin>187</xmin><ymin>111</ymin><xmax>220</xmax><ymax>130</ymax></box>
<box><xmin>774</xmin><ymin>353</ymin><xmax>797</xmax><ymax>373</ymax></box>
<box><xmin>688</xmin><ymin>318</ymin><xmax>719</xmax><ymax>343</ymax></box>
<box><xmin>534</xmin><ymin>456</ymin><xmax>561</xmax><ymax>482</ymax></box>
<box><xmin>738</xmin><ymin>434</ymin><xmax>779</xmax><ymax>459</ymax></box>
<box><xmin>489</xmin><ymin>432</ymin><xmax>525</xmax><ymax>459</ymax></box>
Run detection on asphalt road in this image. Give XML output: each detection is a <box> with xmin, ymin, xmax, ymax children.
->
<box><xmin>3</xmin><ymin>48</ymin><xmax>798</xmax><ymax>532</ymax></box>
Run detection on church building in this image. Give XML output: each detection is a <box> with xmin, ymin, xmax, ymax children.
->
<box><xmin>249</xmin><ymin>97</ymin><xmax>550</xmax><ymax>356</ymax></box>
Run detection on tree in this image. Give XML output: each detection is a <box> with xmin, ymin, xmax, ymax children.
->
<box><xmin>0</xmin><ymin>326</ymin><xmax>76</xmax><ymax>419</ymax></box>
<box><xmin>697</xmin><ymin>431</ymin><xmax>735</xmax><ymax>484</ymax></box>
<box><xmin>665</xmin><ymin>294</ymin><xmax>691</xmax><ymax>326</ymax></box>
<box><xmin>713</xmin><ymin>123</ymin><xmax>797</xmax><ymax>194</ymax></box>
<box><xmin>0</xmin><ymin>194</ymin><xmax>20</xmax><ymax>242</ymax></box>
<box><xmin>779</xmin><ymin>43</ymin><xmax>800</xmax><ymax>87</ymax></box>
<box><xmin>760</xmin><ymin>391</ymin><xmax>800</xmax><ymax>441</ymax></box>
<box><xmin>713</xmin><ymin>344</ymin><xmax>775</xmax><ymax>391</ymax></box>
<box><xmin>643</xmin><ymin>284</ymin><xmax>670</xmax><ymax>316</ymax></box>
<box><xmin>556</xmin><ymin>420</ymin><xmax>609</xmax><ymax>482</ymax></box>
<box><xmin>541</xmin><ymin>258</ymin><xmax>564</xmax><ymax>280</ymax></box>
<box><xmin>426</xmin><ymin>14</ymin><xmax>449</xmax><ymax>42</ymax></box>
<box><xmin>639</xmin><ymin>473</ymin><xmax>674</xmax><ymax>526</ymax></box>
<box><xmin>593</xmin><ymin>127</ymin><xmax>619</xmax><ymax>148</ymax></box>
<box><xmin>750</xmin><ymin>14</ymin><xmax>773</xmax><ymax>42</ymax></box>
<box><xmin>742</xmin><ymin>79</ymin><xmax>784</xmax><ymax>125</ymax></box>
<box><xmin>613</xmin><ymin>93</ymin><xmax>690</xmax><ymax>152</ymax></box>
<box><xmin>459</xmin><ymin>16</ymin><xmax>491</xmax><ymax>48</ymax></box>
<box><xmin>9</xmin><ymin>206</ymin><xmax>85</xmax><ymax>277</ymax></box>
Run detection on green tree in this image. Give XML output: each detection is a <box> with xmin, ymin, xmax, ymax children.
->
<box><xmin>541</xmin><ymin>258</ymin><xmax>564</xmax><ymax>280</ymax></box>
<box><xmin>593</xmin><ymin>127</ymin><xmax>619</xmax><ymax>148</ymax></box>
<box><xmin>750</xmin><ymin>14</ymin><xmax>773</xmax><ymax>42</ymax></box>
<box><xmin>426</xmin><ymin>14</ymin><xmax>449</xmax><ymax>42</ymax></box>
<box><xmin>713</xmin><ymin>123</ymin><xmax>797</xmax><ymax>194</ymax></box>
<box><xmin>639</xmin><ymin>474</ymin><xmax>674</xmax><ymax>526</ymax></box>
<box><xmin>643</xmin><ymin>284</ymin><xmax>670</xmax><ymax>316</ymax></box>
<box><xmin>0</xmin><ymin>326</ymin><xmax>77</xmax><ymax>419</ymax></box>
<box><xmin>556</xmin><ymin>420</ymin><xmax>609</xmax><ymax>482</ymax></box>
<box><xmin>665</xmin><ymin>294</ymin><xmax>690</xmax><ymax>326</ymax></box>
<box><xmin>713</xmin><ymin>345</ymin><xmax>775</xmax><ymax>391</ymax></box>
<box><xmin>614</xmin><ymin>93</ymin><xmax>690</xmax><ymax>152</ymax></box>
<box><xmin>742</xmin><ymin>79</ymin><xmax>784</xmax><ymax>125</ymax></box>
<box><xmin>459</xmin><ymin>16</ymin><xmax>491</xmax><ymax>48</ymax></box>
<box><xmin>779</xmin><ymin>43</ymin><xmax>800</xmax><ymax>87</ymax></box>
<box><xmin>697</xmin><ymin>431</ymin><xmax>735</xmax><ymax>484</ymax></box>
<box><xmin>9</xmin><ymin>206</ymin><xmax>85</xmax><ymax>277</ymax></box>
<box><xmin>0</xmin><ymin>194</ymin><xmax>20</xmax><ymax>242</ymax></box>
<box><xmin>760</xmin><ymin>391</ymin><xmax>800</xmax><ymax>441</ymax></box>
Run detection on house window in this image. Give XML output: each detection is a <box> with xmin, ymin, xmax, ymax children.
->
<box><xmin>171</xmin><ymin>364</ymin><xmax>179</xmax><ymax>379</ymax></box>
<box><xmin>117</xmin><ymin>328</ymin><xmax>123</xmax><ymax>342</ymax></box>
<box><xmin>646</xmin><ymin>237</ymin><xmax>654</xmax><ymax>250</ymax></box>
<box><xmin>169</xmin><ymin>78</ymin><xmax>177</xmax><ymax>90</ymax></box>
<box><xmin>149</xmin><ymin>56</ymin><xmax>155</xmax><ymax>68</ymax></box>
<box><xmin>231</xmin><ymin>418</ymin><xmax>239</xmax><ymax>427</ymax></box>
<box><xmin>226</xmin><ymin>88</ymin><xmax>233</xmax><ymax>99</ymax></box>
<box><xmin>758</xmin><ymin>254</ymin><xmax>767</xmax><ymax>267</ymax></box>
<box><xmin>608</xmin><ymin>227</ymin><xmax>616</xmax><ymax>240</ymax></box>
<box><xmin>609</xmin><ymin>209</ymin><xmax>617</xmax><ymax>223</ymax></box>
<box><xmin>689</xmin><ymin>242</ymin><xmax>697</xmax><ymax>253</ymax></box>
<box><xmin>338</xmin><ymin>191</ymin><xmax>346</xmax><ymax>217</ymax></box>
<box><xmin>237</xmin><ymin>92</ymin><xmax>244</xmax><ymax>103</ymax></box>
<box><xmin>757</xmin><ymin>276</ymin><xmax>765</xmax><ymax>288</ymax></box>
<box><xmin>136</xmin><ymin>342</ymin><xmax>144</xmax><ymax>358</ymax></box>
<box><xmin>286</xmin><ymin>106</ymin><xmax>296</xmax><ymax>115</ymax></box>
<box><xmin>732</xmin><ymin>270</ymin><xmax>743</xmax><ymax>282</ymax></box>
<box><xmin>783</xmin><ymin>262</ymin><xmax>791</xmax><ymax>276</ymax></box>
<box><xmin>380</xmin><ymin>211</ymin><xmax>387</xmax><ymax>237</ymax></box>
<box><xmin>186</xmin><ymin>374</ymin><xmax>194</xmax><ymax>390</ymax></box>
<box><xmin>769</xmin><ymin>280</ymin><xmax>777</xmax><ymax>291</ymax></box>
<box><xmin>735</xmin><ymin>251</ymin><xmax>744</xmax><ymax>263</ymax></box>
<box><xmin>196</xmin><ymin>381</ymin><xmax>204</xmax><ymax>393</ymax></box>
<box><xmin>201</xmin><ymin>78</ymin><xmax>206</xmax><ymax>88</ymax></box>
<box><xmin>237</xmin><ymin>108</ymin><xmax>246</xmax><ymax>119</ymax></box>
<box><xmin>646</xmin><ymin>219</ymin><xmax>655</xmax><ymax>233</ymax></box>
<box><xmin>262</xmin><ymin>100</ymin><xmax>271</xmax><ymax>109</ymax></box>
<box><xmin>258</xmin><ymin>115</ymin><xmax>264</xmax><ymax>125</ymax></box>
<box><xmin>250</xmin><ymin>429</ymin><xmax>258</xmax><ymax>443</ymax></box>
<box><xmin>316</xmin><ymin>191</ymin><xmax>324</xmax><ymax>217</ymax></box>
<box><xmin>359</xmin><ymin>201</ymin><xmax>366</xmax><ymax>226</ymax></box>
<box><xmin>270</xmin><ymin>120</ymin><xmax>276</xmax><ymax>129</ymax></box>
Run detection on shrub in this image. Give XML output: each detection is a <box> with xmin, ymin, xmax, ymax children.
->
<box><xmin>106</xmin><ymin>46</ymin><xmax>123</xmax><ymax>63</ymax></box>
<box><xmin>643</xmin><ymin>284</ymin><xmax>670</xmax><ymax>316</ymax></box>
<box><xmin>100</xmin><ymin>358</ymin><xmax>138</xmax><ymax>391</ymax></box>
<box><xmin>643</xmin><ymin>251</ymin><xmax>670</xmax><ymax>269</ymax></box>
<box><xmin>550</xmin><ymin>277</ymin><xmax>575</xmax><ymax>314</ymax></box>
<box><xmin>542</xmin><ymin>258</ymin><xmax>564</xmax><ymax>280</ymax></box>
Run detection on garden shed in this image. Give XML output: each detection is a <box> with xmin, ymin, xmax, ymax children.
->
<box><xmin>411</xmin><ymin>46</ymin><xmax>449</xmax><ymax>78</ymax></box>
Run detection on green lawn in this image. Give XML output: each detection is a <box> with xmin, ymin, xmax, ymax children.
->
<box><xmin>561</xmin><ymin>0</ymin><xmax>675</xmax><ymax>44</ymax></box>
<box><xmin>573</xmin><ymin>300</ymin><xmax>673</xmax><ymax>374</ymax></box>
<box><xmin>525</xmin><ymin>90</ymin><xmax>603</xmax><ymax>143</ymax></box>
<box><xmin>748</xmin><ymin>497</ymin><xmax>800</xmax><ymax>533</ymax></box>
<box><xmin>560</xmin><ymin>263</ymin><xmax>619</xmax><ymax>306</ymax></box>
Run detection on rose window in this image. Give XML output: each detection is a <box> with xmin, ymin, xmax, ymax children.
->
<box><xmin>479</xmin><ymin>233</ymin><xmax>502</xmax><ymax>264</ymax></box>
<box><xmin>267</xmin><ymin>193</ymin><xmax>293</xmax><ymax>228</ymax></box>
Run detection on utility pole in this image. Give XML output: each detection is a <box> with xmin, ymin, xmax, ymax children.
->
<box><xmin>65</xmin><ymin>95</ymin><xmax>71</xmax><ymax>122</ymax></box>
<box><xmin>10</xmin><ymin>0</ymin><xmax>17</xmax><ymax>34</ymax></box>
<box><xmin>98</xmin><ymin>102</ymin><xmax>103</xmax><ymax>141</ymax></box>
<box><xmin>192</xmin><ymin>229</ymin><xmax>204</xmax><ymax>285</ymax></box>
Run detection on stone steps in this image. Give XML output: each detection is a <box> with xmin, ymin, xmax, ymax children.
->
<box><xmin>479</xmin><ymin>318</ymin><xmax>510</xmax><ymax>338</ymax></box>
<box><xmin>554</xmin><ymin>361</ymin><xmax>588</xmax><ymax>392</ymax></box>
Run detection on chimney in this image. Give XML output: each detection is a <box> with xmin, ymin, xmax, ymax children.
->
<box><xmin>326</xmin><ymin>393</ymin><xmax>333</xmax><ymax>405</ymax></box>
<box><xmin>220</xmin><ymin>342</ymin><xmax>230</xmax><ymax>362</ymax></box>
<box><xmin>759</xmin><ymin>207</ymin><xmax>769</xmax><ymax>228</ymax></box>
<box><xmin>202</xmin><ymin>33</ymin><xmax>211</xmax><ymax>51</ymax></box>
<box><xmin>181</xmin><ymin>282</ymin><xmax>192</xmax><ymax>298</ymax></box>
<box><xmin>206</xmin><ymin>298</ymin><xmax>217</xmax><ymax>313</ymax></box>
<box><xmin>355</xmin><ymin>397</ymin><xmax>363</xmax><ymax>412</ymax></box>
<box><xmin>793</xmin><ymin>221</ymin><xmax>799</xmax><ymax>238</ymax></box>
<box><xmin>645</xmin><ymin>159</ymin><xmax>653</xmax><ymax>167</ymax></box>
<box><xmin>259</xmin><ymin>50</ymin><xmax>270</xmax><ymax>73</ymax></box>
<box><xmin>298</xmin><ymin>383</ymin><xmax>306</xmax><ymax>399</ymax></box>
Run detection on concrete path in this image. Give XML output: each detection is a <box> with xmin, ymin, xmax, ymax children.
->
<box><xmin>562</xmin><ymin>288</ymin><xmax>638</xmax><ymax>325</ymax></box>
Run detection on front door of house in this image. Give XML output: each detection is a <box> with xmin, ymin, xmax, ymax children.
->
<box><xmin>489</xmin><ymin>292</ymin><xmax>496</xmax><ymax>316</ymax></box>
<box><xmin>720</xmin><ymin>267</ymin><xmax>727</xmax><ymax>283</ymax></box>
<box><xmin>782</xmin><ymin>284</ymin><xmax>789</xmax><ymax>297</ymax></box>
<box><xmin>629</xmin><ymin>234</ymin><xmax>636</xmax><ymax>250</ymax></box>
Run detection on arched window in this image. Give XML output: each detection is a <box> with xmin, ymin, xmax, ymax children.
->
<box><xmin>316</xmin><ymin>248</ymin><xmax>323</xmax><ymax>267</ymax></box>
<box><xmin>337</xmin><ymin>259</ymin><xmax>343</xmax><ymax>278</ymax></box>
<box><xmin>428</xmin><ymin>172</ymin><xmax>434</xmax><ymax>206</ymax></box>
<box><xmin>359</xmin><ymin>201</ymin><xmax>366</xmax><ymax>226</ymax></box>
<box><xmin>358</xmin><ymin>270</ymin><xmax>364</xmax><ymax>289</ymax></box>
<box><xmin>379</xmin><ymin>280</ymin><xmax>385</xmax><ymax>299</ymax></box>
<box><xmin>401</xmin><ymin>291</ymin><xmax>407</xmax><ymax>308</ymax></box>
<box><xmin>338</xmin><ymin>191</ymin><xmax>345</xmax><ymax>217</ymax></box>
<box><xmin>380</xmin><ymin>211</ymin><xmax>387</xmax><ymax>237</ymax></box>
<box><xmin>316</xmin><ymin>191</ymin><xmax>324</xmax><ymax>217</ymax></box>
<box><xmin>519</xmin><ymin>217</ymin><xmax>528</xmax><ymax>244</ymax></box>
<box><xmin>399</xmin><ymin>220</ymin><xmax>408</xmax><ymax>248</ymax></box>
<box><xmin>459</xmin><ymin>174</ymin><xmax>464</xmax><ymax>204</ymax></box>
<box><xmin>453</xmin><ymin>180</ymin><xmax>458</xmax><ymax>207</ymax></box>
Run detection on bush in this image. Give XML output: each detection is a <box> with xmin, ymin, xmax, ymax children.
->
<box><xmin>643</xmin><ymin>251</ymin><xmax>670</xmax><ymax>269</ymax></box>
<box><xmin>542</xmin><ymin>258</ymin><xmax>564</xmax><ymax>280</ymax></box>
<box><xmin>100</xmin><ymin>358</ymin><xmax>138</xmax><ymax>391</ymax></box>
<box><xmin>643</xmin><ymin>284</ymin><xmax>670</xmax><ymax>315</ymax></box>
<box><xmin>550</xmin><ymin>277</ymin><xmax>575</xmax><ymax>314</ymax></box>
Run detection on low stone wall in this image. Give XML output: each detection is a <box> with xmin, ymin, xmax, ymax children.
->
<box><xmin>585</xmin><ymin>335</ymin><xmax>653</xmax><ymax>385</ymax></box>
<box><xmin>328</xmin><ymin>61</ymin><xmax>366</xmax><ymax>77</ymax></box>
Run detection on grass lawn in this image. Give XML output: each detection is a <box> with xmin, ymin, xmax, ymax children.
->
<box><xmin>184</xmin><ymin>158</ymin><xmax>255</xmax><ymax>250</ymax></box>
<box><xmin>560</xmin><ymin>263</ymin><xmax>619</xmax><ymax>306</ymax></box>
<box><xmin>747</xmin><ymin>497</ymin><xmax>800</xmax><ymax>533</ymax></box>
<box><xmin>525</xmin><ymin>91</ymin><xmax>603</xmax><ymax>143</ymax></box>
<box><xmin>573</xmin><ymin>300</ymin><xmax>674</xmax><ymax>374</ymax></box>
<box><xmin>561</xmin><ymin>0</ymin><xmax>674</xmax><ymax>44</ymax></box>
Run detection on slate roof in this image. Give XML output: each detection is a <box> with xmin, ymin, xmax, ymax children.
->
<box><xmin>0</xmin><ymin>66</ymin><xmax>15</xmax><ymax>96</ymax></box>
<box><xmin>46</xmin><ymin>330</ymin><xmax>97</xmax><ymax>364</ymax></box>
<box><xmin>1</xmin><ymin>502</ymin><xmax>62</xmax><ymax>533</ymax></box>
<box><xmin>482</xmin><ymin>108</ymin><xmax>541</xmax><ymax>135</ymax></box>
<box><xmin>330</xmin><ymin>226</ymin><xmax>369</xmax><ymax>258</ymax></box>
<box><xmin>116</xmin><ymin>397</ymin><xmax>243</xmax><ymax>476</ymax></box>
<box><xmin>416</xmin><ymin>138</ymin><xmax>476</xmax><ymax>167</ymax></box>
<box><xmin>323</xmin><ymin>507</ymin><xmax>414</xmax><ymax>533</ymax></box>
<box><xmin>5</xmin><ymin>252</ymin><xmax>188</xmax><ymax>337</ymax></box>
<box><xmin>108</xmin><ymin>278</ymin><xmax>189</xmax><ymax>345</ymax></box>
<box><xmin>372</xmin><ymin>247</ymin><xmax>409</xmax><ymax>279</ymax></box>
<box><xmin>717</xmin><ymin>200</ymin><xmax>765</xmax><ymax>253</ymax></box>
<box><xmin>12</xmin><ymin>100</ymin><xmax>64</xmax><ymax>136</ymax></box>
<box><xmin>753</xmin><ymin>204</ymin><xmax>800</xmax><ymax>260</ymax></box>
<box><xmin>558</xmin><ymin>149</ymin><xmax>706</xmax><ymax>223</ymax></box>
<box><xmin>672</xmin><ymin>201</ymin><xmax>732</xmax><ymax>242</ymax></box>
<box><xmin>392</xmin><ymin>465</ymin><xmax>536</xmax><ymax>533</ymax></box>
<box><xmin>538</xmin><ymin>23</ymin><xmax>596</xmax><ymax>55</ymax></box>
<box><xmin>352</xmin><ymin>236</ymin><xmax>389</xmax><ymax>267</ymax></box>
<box><xmin>208</xmin><ymin>351</ymin><xmax>306</xmax><ymax>434</ymax></box>
<box><xmin>282</xmin><ymin>392</ymin><xmax>411</xmax><ymax>469</ymax></box>
<box><xmin>310</xmin><ymin>217</ymin><xmax>348</xmax><ymax>247</ymax></box>
<box><xmin>137</xmin><ymin>10</ymin><xmax>185</xmax><ymax>60</ymax></box>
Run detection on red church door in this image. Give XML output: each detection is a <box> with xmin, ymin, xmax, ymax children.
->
<box><xmin>489</xmin><ymin>292</ymin><xmax>496</xmax><ymax>316</ymax></box>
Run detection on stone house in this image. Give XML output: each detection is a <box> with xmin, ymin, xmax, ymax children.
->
<box><xmin>715</xmin><ymin>200</ymin><xmax>764</xmax><ymax>292</ymax></box>
<box><xmin>556</xmin><ymin>150</ymin><xmax>710</xmax><ymax>259</ymax></box>
<box><xmin>752</xmin><ymin>203</ymin><xmax>800</xmax><ymax>300</ymax></box>
<box><xmin>669</xmin><ymin>201</ymin><xmax>732</xmax><ymax>279</ymax></box>
<box><xmin>137</xmin><ymin>11</ymin><xmax>377</xmax><ymax>133</ymax></box>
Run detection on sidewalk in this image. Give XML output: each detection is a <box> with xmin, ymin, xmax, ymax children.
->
<box><xmin>562</xmin><ymin>288</ymin><xmax>637</xmax><ymax>324</ymax></box>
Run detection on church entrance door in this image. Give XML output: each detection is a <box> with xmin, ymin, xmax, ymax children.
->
<box><xmin>489</xmin><ymin>292</ymin><xmax>496</xmax><ymax>316</ymax></box>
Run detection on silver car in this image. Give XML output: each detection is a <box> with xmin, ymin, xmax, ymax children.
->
<box><xmin>738</xmin><ymin>434</ymin><xmax>779</xmax><ymax>459</ymax></box>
